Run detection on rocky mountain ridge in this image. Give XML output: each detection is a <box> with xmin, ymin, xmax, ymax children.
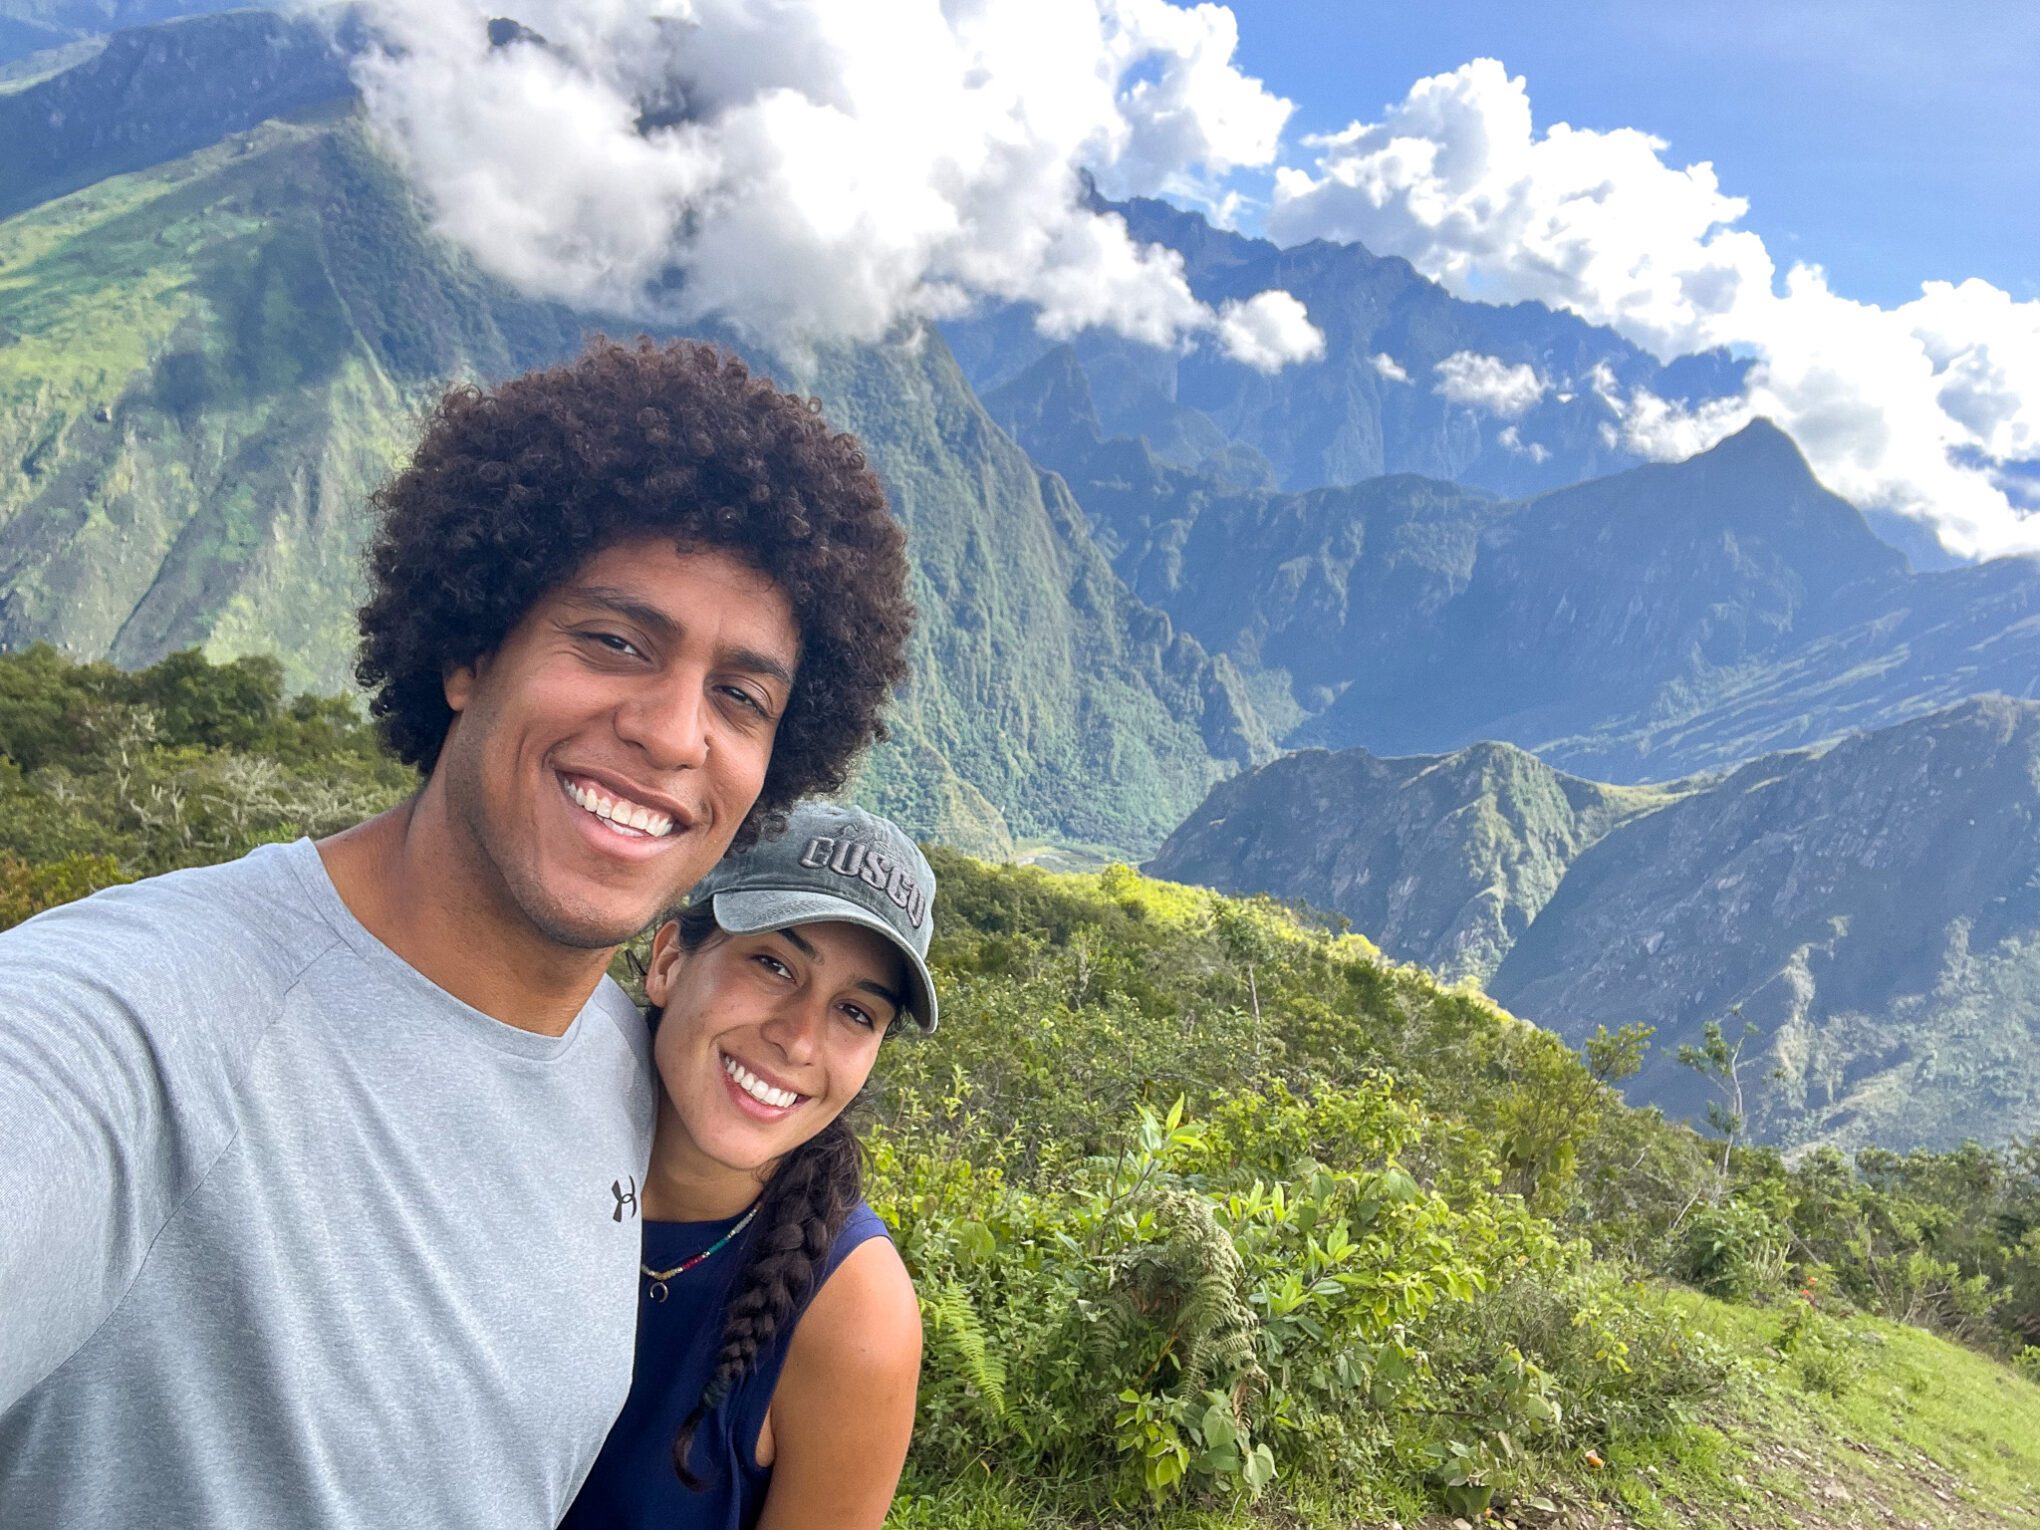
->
<box><xmin>1152</xmin><ymin>696</ymin><xmax>2040</xmax><ymax>1150</ymax></box>
<box><xmin>985</xmin><ymin>344</ymin><xmax>2040</xmax><ymax>782</ymax></box>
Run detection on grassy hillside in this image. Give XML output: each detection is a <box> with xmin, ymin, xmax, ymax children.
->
<box><xmin>5</xmin><ymin>644</ymin><xmax>2037</xmax><ymax>1527</ymax></box>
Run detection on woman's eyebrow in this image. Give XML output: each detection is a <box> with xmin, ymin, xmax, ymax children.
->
<box><xmin>773</xmin><ymin>928</ymin><xmax>904</xmax><ymax>1015</ymax></box>
<box><xmin>854</xmin><ymin>979</ymin><xmax>906</xmax><ymax>1016</ymax></box>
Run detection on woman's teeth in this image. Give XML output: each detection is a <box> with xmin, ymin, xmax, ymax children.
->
<box><xmin>565</xmin><ymin>778</ymin><xmax>674</xmax><ymax>838</ymax></box>
<box><xmin>722</xmin><ymin>1053</ymin><xmax>801</xmax><ymax>1109</ymax></box>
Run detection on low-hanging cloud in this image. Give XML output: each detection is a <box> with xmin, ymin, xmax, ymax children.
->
<box><xmin>1268</xmin><ymin>57</ymin><xmax>2040</xmax><ymax>558</ymax></box>
<box><xmin>1434</xmin><ymin>351</ymin><xmax>1545</xmax><ymax>418</ymax></box>
<box><xmin>339</xmin><ymin>0</ymin><xmax>1323</xmax><ymax>371</ymax></box>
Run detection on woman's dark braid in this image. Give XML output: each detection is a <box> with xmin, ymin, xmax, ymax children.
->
<box><xmin>670</xmin><ymin>1114</ymin><xmax>862</xmax><ymax>1488</ymax></box>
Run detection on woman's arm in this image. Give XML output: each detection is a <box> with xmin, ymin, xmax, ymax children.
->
<box><xmin>755</xmin><ymin>1237</ymin><xmax>923</xmax><ymax>1530</ymax></box>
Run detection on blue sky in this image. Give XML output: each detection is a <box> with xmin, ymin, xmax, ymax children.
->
<box><xmin>1226</xmin><ymin>0</ymin><xmax>2039</xmax><ymax>306</ymax></box>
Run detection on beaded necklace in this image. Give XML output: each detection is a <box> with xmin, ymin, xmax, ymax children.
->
<box><xmin>640</xmin><ymin>1203</ymin><xmax>760</xmax><ymax>1303</ymax></box>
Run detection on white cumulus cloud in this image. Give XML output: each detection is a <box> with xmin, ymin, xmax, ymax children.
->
<box><xmin>335</xmin><ymin>0</ymin><xmax>1322</xmax><ymax>368</ymax></box>
<box><xmin>1268</xmin><ymin>57</ymin><xmax>2040</xmax><ymax>559</ymax></box>
<box><xmin>1216</xmin><ymin>289</ymin><xmax>1326</xmax><ymax>372</ymax></box>
<box><xmin>1370</xmin><ymin>351</ymin><xmax>1409</xmax><ymax>383</ymax></box>
<box><xmin>1434</xmin><ymin>351</ymin><xmax>1545</xmax><ymax>418</ymax></box>
<box><xmin>1497</xmin><ymin>424</ymin><xmax>1549</xmax><ymax>464</ymax></box>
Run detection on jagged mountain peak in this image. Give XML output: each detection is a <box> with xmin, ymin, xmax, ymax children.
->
<box><xmin>982</xmin><ymin>344</ymin><xmax>1102</xmax><ymax>462</ymax></box>
<box><xmin>1706</xmin><ymin>414</ymin><xmax>1801</xmax><ymax>462</ymax></box>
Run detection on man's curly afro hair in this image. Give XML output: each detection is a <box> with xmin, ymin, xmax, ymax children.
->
<box><xmin>356</xmin><ymin>336</ymin><xmax>914</xmax><ymax>845</ymax></box>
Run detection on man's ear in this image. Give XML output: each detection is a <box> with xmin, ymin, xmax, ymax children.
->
<box><xmin>645</xmin><ymin>918</ymin><xmax>684</xmax><ymax>1007</ymax></box>
<box><xmin>443</xmin><ymin>651</ymin><xmax>490</xmax><ymax>715</ymax></box>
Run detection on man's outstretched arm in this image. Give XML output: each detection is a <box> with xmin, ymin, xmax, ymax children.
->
<box><xmin>0</xmin><ymin>901</ymin><xmax>222</xmax><ymax>1413</ymax></box>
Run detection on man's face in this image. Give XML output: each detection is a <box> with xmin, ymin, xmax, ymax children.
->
<box><xmin>435</xmin><ymin>536</ymin><xmax>800</xmax><ymax>952</ymax></box>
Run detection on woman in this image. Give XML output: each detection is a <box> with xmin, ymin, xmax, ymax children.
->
<box><xmin>564</xmin><ymin>802</ymin><xmax>934</xmax><ymax>1529</ymax></box>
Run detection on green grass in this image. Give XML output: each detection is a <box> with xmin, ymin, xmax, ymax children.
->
<box><xmin>879</xmin><ymin>1288</ymin><xmax>2040</xmax><ymax>1530</ymax></box>
<box><xmin>1606</xmin><ymin>1290</ymin><xmax>2040</xmax><ymax>1530</ymax></box>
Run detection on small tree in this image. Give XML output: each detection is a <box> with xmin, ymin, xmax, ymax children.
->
<box><xmin>1585</xmin><ymin>1022</ymin><xmax>1655</xmax><ymax>1085</ymax></box>
<box><xmin>1678</xmin><ymin>1010</ymin><xmax>1758</xmax><ymax>1179</ymax></box>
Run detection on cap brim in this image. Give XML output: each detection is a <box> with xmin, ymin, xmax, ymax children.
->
<box><xmin>708</xmin><ymin>888</ymin><xmax>939</xmax><ymax>1033</ymax></box>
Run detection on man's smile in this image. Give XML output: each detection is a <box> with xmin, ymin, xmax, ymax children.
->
<box><xmin>555</xmin><ymin>768</ymin><xmax>696</xmax><ymax>847</ymax></box>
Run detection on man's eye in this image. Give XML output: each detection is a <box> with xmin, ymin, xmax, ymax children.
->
<box><xmin>589</xmin><ymin>632</ymin><xmax>643</xmax><ymax>658</ymax></box>
<box><xmin>719</xmin><ymin>684</ymin><xmax>769</xmax><ymax>716</ymax></box>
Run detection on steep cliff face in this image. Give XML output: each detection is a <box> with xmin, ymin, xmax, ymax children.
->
<box><xmin>1146</xmin><ymin>740</ymin><xmax>1672</xmax><ymax>983</ymax></box>
<box><xmin>0</xmin><ymin>10</ymin><xmax>349</xmax><ymax>215</ymax></box>
<box><xmin>791</xmin><ymin>333</ymin><xmax>1272</xmax><ymax>856</ymax></box>
<box><xmin>1158</xmin><ymin>697</ymin><xmax>2040</xmax><ymax>1149</ymax></box>
<box><xmin>1490</xmin><ymin>695</ymin><xmax>2040</xmax><ymax>1151</ymax></box>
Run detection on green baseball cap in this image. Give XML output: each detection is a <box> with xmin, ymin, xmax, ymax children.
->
<box><xmin>690</xmin><ymin>802</ymin><xmax>939</xmax><ymax>1032</ymax></box>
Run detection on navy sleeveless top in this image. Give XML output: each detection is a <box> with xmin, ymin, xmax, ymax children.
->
<box><xmin>563</xmin><ymin>1200</ymin><xmax>891</xmax><ymax>1530</ymax></box>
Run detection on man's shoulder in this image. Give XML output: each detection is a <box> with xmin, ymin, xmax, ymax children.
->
<box><xmin>584</xmin><ymin>974</ymin><xmax>655</xmax><ymax>1078</ymax></box>
<box><xmin>0</xmin><ymin>841</ymin><xmax>341</xmax><ymax>1006</ymax></box>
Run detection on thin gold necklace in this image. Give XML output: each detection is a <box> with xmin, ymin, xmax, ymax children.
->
<box><xmin>641</xmin><ymin>1203</ymin><xmax>760</xmax><ymax>1303</ymax></box>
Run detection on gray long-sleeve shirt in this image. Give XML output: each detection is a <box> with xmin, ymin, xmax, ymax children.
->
<box><xmin>0</xmin><ymin>839</ymin><xmax>657</xmax><ymax>1527</ymax></box>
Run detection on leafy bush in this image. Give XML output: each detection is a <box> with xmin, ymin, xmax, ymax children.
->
<box><xmin>1675</xmin><ymin>1200</ymin><xmax>1790</xmax><ymax>1303</ymax></box>
<box><xmin>0</xmin><ymin>850</ymin><xmax>129</xmax><ymax>931</ymax></box>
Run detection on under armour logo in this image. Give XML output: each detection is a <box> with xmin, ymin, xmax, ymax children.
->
<box><xmin>612</xmin><ymin>1176</ymin><xmax>638</xmax><ymax>1222</ymax></box>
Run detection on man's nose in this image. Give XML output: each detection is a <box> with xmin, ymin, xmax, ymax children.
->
<box><xmin>616</xmin><ymin>674</ymin><xmax>710</xmax><ymax>770</ymax></box>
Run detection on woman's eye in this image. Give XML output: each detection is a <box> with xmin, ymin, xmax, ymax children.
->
<box><xmin>718</xmin><ymin>684</ymin><xmax>769</xmax><ymax>717</ymax></box>
<box><xmin>841</xmin><ymin>1004</ymin><xmax>876</xmax><ymax>1030</ymax></box>
<box><xmin>752</xmin><ymin>953</ymin><xmax>793</xmax><ymax>980</ymax></box>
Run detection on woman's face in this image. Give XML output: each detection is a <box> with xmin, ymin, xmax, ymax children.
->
<box><xmin>646</xmin><ymin>918</ymin><xmax>903</xmax><ymax>1180</ymax></box>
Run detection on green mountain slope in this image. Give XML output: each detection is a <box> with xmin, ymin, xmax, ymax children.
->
<box><xmin>1151</xmin><ymin>697</ymin><xmax>2040</xmax><ymax>1149</ymax></box>
<box><xmin>0</xmin><ymin>34</ymin><xmax>1260</xmax><ymax>855</ymax></box>
<box><xmin>1492</xmin><ymin>695</ymin><xmax>2040</xmax><ymax>1151</ymax></box>
<box><xmin>1144</xmin><ymin>739</ymin><xmax>1676</xmax><ymax>982</ymax></box>
<box><xmin>0</xmin><ymin>113</ymin><xmax>586</xmax><ymax>685</ymax></box>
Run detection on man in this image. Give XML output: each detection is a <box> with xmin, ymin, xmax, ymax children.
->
<box><xmin>0</xmin><ymin>338</ymin><xmax>915</xmax><ymax>1527</ymax></box>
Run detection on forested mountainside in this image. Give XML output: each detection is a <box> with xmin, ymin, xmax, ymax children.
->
<box><xmin>1152</xmin><ymin>696</ymin><xmax>2040</xmax><ymax>1151</ymax></box>
<box><xmin>0</xmin><ymin>12</ymin><xmax>1265</xmax><ymax>855</ymax></box>
<box><xmin>1146</xmin><ymin>739</ymin><xmax>1676</xmax><ymax>984</ymax></box>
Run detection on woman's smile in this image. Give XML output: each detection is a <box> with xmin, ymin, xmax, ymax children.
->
<box><xmin>716</xmin><ymin>1048</ymin><xmax>809</xmax><ymax>1115</ymax></box>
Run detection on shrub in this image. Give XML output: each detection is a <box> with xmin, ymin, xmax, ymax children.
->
<box><xmin>1675</xmin><ymin>1199</ymin><xmax>1790</xmax><ymax>1303</ymax></box>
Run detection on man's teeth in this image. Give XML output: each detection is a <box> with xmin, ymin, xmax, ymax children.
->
<box><xmin>722</xmin><ymin>1053</ymin><xmax>801</xmax><ymax>1110</ymax></box>
<box><xmin>565</xmin><ymin>778</ymin><xmax>674</xmax><ymax>838</ymax></box>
